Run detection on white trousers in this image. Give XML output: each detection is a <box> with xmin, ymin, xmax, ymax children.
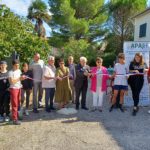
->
<box><xmin>92</xmin><ymin>90</ymin><xmax>104</xmax><ymax>107</ymax></box>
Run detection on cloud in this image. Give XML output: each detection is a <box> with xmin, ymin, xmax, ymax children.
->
<box><xmin>0</xmin><ymin>0</ymin><xmax>32</xmax><ymax>16</ymax></box>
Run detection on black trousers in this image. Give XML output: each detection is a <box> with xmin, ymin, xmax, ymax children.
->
<box><xmin>75</xmin><ymin>84</ymin><xmax>88</xmax><ymax>108</ymax></box>
<box><xmin>130</xmin><ymin>80</ymin><xmax>144</xmax><ymax>107</ymax></box>
<box><xmin>0</xmin><ymin>90</ymin><xmax>10</xmax><ymax>116</ymax></box>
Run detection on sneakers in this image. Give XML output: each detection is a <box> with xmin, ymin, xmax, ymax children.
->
<box><xmin>132</xmin><ymin>107</ymin><xmax>138</xmax><ymax>116</ymax></box>
<box><xmin>4</xmin><ymin>116</ymin><xmax>10</xmax><ymax>122</ymax></box>
<box><xmin>13</xmin><ymin>120</ymin><xmax>21</xmax><ymax>125</ymax></box>
<box><xmin>0</xmin><ymin>116</ymin><xmax>4</xmax><ymax>123</ymax></box>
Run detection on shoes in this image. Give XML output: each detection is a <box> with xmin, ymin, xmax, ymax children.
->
<box><xmin>90</xmin><ymin>108</ymin><xmax>97</xmax><ymax>112</ymax></box>
<box><xmin>0</xmin><ymin>116</ymin><xmax>4</xmax><ymax>123</ymax></box>
<box><xmin>109</xmin><ymin>105</ymin><xmax>114</xmax><ymax>112</ymax></box>
<box><xmin>45</xmin><ymin>108</ymin><xmax>51</xmax><ymax>113</ymax></box>
<box><xmin>119</xmin><ymin>104</ymin><xmax>124</xmax><ymax>113</ymax></box>
<box><xmin>132</xmin><ymin>107</ymin><xmax>138</xmax><ymax>116</ymax></box>
<box><xmin>25</xmin><ymin>109</ymin><xmax>29</xmax><ymax>116</ymax></box>
<box><xmin>13</xmin><ymin>120</ymin><xmax>21</xmax><ymax>125</ymax></box>
<box><xmin>38</xmin><ymin>102</ymin><xmax>43</xmax><ymax>108</ymax></box>
<box><xmin>132</xmin><ymin>109</ymin><xmax>137</xmax><ymax>116</ymax></box>
<box><xmin>99</xmin><ymin>109</ymin><xmax>103</xmax><ymax>112</ymax></box>
<box><xmin>50</xmin><ymin>107</ymin><xmax>56</xmax><ymax>111</ymax></box>
<box><xmin>5</xmin><ymin>116</ymin><xmax>10</xmax><ymax>122</ymax></box>
<box><xmin>148</xmin><ymin>110</ymin><xmax>150</xmax><ymax>114</ymax></box>
<box><xmin>76</xmin><ymin>106</ymin><xmax>79</xmax><ymax>110</ymax></box>
<box><xmin>81</xmin><ymin>107</ymin><xmax>88</xmax><ymax>110</ymax></box>
<box><xmin>33</xmin><ymin>108</ymin><xmax>39</xmax><ymax>113</ymax></box>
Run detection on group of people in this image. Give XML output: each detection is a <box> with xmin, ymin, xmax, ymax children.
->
<box><xmin>0</xmin><ymin>52</ymin><xmax>150</xmax><ymax>125</ymax></box>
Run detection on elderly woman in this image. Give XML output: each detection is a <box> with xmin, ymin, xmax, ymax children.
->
<box><xmin>55</xmin><ymin>58</ymin><xmax>71</xmax><ymax>109</ymax></box>
<box><xmin>42</xmin><ymin>56</ymin><xmax>56</xmax><ymax>112</ymax></box>
<box><xmin>90</xmin><ymin>57</ymin><xmax>109</xmax><ymax>112</ymax></box>
<box><xmin>74</xmin><ymin>57</ymin><xmax>90</xmax><ymax>110</ymax></box>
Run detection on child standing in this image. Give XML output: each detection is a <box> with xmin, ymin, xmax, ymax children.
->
<box><xmin>0</xmin><ymin>61</ymin><xmax>10</xmax><ymax>122</ymax></box>
<box><xmin>21</xmin><ymin>63</ymin><xmax>33</xmax><ymax>116</ymax></box>
<box><xmin>109</xmin><ymin>53</ymin><xmax>128</xmax><ymax>112</ymax></box>
<box><xmin>8</xmin><ymin>60</ymin><xmax>26</xmax><ymax>125</ymax></box>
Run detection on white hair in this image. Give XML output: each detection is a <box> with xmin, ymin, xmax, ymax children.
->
<box><xmin>80</xmin><ymin>56</ymin><xmax>87</xmax><ymax>62</ymax></box>
<box><xmin>48</xmin><ymin>55</ymin><xmax>55</xmax><ymax>60</ymax></box>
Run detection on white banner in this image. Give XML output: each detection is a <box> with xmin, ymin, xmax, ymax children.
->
<box><xmin>124</xmin><ymin>41</ymin><xmax>150</xmax><ymax>106</ymax></box>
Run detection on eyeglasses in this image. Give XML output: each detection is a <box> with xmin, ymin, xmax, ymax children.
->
<box><xmin>60</xmin><ymin>63</ymin><xmax>64</xmax><ymax>64</ymax></box>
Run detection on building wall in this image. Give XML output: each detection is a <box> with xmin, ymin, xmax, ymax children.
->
<box><xmin>134</xmin><ymin>12</ymin><xmax>150</xmax><ymax>41</ymax></box>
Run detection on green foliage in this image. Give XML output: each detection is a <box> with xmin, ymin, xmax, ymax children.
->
<box><xmin>48</xmin><ymin>0</ymin><xmax>108</xmax><ymax>47</ymax></box>
<box><xmin>28</xmin><ymin>0</ymin><xmax>51</xmax><ymax>22</ymax></box>
<box><xmin>63</xmin><ymin>38</ymin><xmax>98</xmax><ymax>65</ymax></box>
<box><xmin>102</xmin><ymin>53</ymin><xmax>116</xmax><ymax>67</ymax></box>
<box><xmin>0</xmin><ymin>5</ymin><xmax>51</xmax><ymax>63</ymax></box>
<box><xmin>105</xmin><ymin>0</ymin><xmax>147</xmax><ymax>53</ymax></box>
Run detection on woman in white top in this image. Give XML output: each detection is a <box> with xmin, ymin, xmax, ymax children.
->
<box><xmin>42</xmin><ymin>56</ymin><xmax>56</xmax><ymax>112</ymax></box>
<box><xmin>109</xmin><ymin>53</ymin><xmax>128</xmax><ymax>112</ymax></box>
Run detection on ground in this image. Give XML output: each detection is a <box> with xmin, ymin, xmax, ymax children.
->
<box><xmin>1</xmin><ymin>88</ymin><xmax>150</xmax><ymax>150</ymax></box>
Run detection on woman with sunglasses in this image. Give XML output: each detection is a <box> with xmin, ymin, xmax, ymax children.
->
<box><xmin>55</xmin><ymin>58</ymin><xmax>71</xmax><ymax>109</ymax></box>
<box><xmin>90</xmin><ymin>57</ymin><xmax>109</xmax><ymax>112</ymax></box>
<box><xmin>128</xmin><ymin>53</ymin><xmax>148</xmax><ymax>116</ymax></box>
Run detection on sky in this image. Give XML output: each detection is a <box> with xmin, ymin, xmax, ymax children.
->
<box><xmin>0</xmin><ymin>0</ymin><xmax>150</xmax><ymax>37</ymax></box>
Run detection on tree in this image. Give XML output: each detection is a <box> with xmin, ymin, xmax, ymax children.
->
<box><xmin>106</xmin><ymin>0</ymin><xmax>147</xmax><ymax>53</ymax></box>
<box><xmin>0</xmin><ymin>5</ymin><xmax>51</xmax><ymax>62</ymax></box>
<box><xmin>48</xmin><ymin>0</ymin><xmax>108</xmax><ymax>47</ymax></box>
<box><xmin>27</xmin><ymin>0</ymin><xmax>51</xmax><ymax>38</ymax></box>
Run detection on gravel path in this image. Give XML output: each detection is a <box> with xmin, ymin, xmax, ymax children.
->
<box><xmin>1</xmin><ymin>88</ymin><xmax>150</xmax><ymax>150</ymax></box>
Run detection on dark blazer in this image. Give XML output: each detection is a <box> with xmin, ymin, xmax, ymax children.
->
<box><xmin>74</xmin><ymin>64</ymin><xmax>90</xmax><ymax>89</ymax></box>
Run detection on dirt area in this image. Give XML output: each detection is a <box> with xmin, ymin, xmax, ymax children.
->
<box><xmin>1</xmin><ymin>88</ymin><xmax>150</xmax><ymax>150</ymax></box>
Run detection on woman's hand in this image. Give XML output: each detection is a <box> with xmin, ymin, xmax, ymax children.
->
<box><xmin>20</xmin><ymin>75</ymin><xmax>27</xmax><ymax>81</ymax></box>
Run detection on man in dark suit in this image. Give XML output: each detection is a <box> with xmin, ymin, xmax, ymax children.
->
<box><xmin>74</xmin><ymin>57</ymin><xmax>91</xmax><ymax>110</ymax></box>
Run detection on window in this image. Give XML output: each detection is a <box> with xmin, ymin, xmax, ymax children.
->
<box><xmin>139</xmin><ymin>23</ymin><xmax>147</xmax><ymax>38</ymax></box>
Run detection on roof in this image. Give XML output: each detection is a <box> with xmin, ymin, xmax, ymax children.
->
<box><xmin>133</xmin><ymin>7</ymin><xmax>150</xmax><ymax>18</ymax></box>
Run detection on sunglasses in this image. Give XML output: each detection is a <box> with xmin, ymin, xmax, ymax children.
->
<box><xmin>97</xmin><ymin>61</ymin><xmax>102</xmax><ymax>64</ymax></box>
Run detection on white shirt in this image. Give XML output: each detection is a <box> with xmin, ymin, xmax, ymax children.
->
<box><xmin>9</xmin><ymin>69</ymin><xmax>22</xmax><ymax>89</ymax></box>
<box><xmin>114</xmin><ymin>63</ymin><xmax>128</xmax><ymax>86</ymax></box>
<box><xmin>42</xmin><ymin>65</ymin><xmax>56</xmax><ymax>88</ymax></box>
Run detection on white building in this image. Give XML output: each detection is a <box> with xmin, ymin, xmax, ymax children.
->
<box><xmin>133</xmin><ymin>8</ymin><xmax>150</xmax><ymax>42</ymax></box>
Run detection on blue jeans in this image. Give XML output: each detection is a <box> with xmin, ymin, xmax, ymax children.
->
<box><xmin>45</xmin><ymin>88</ymin><xmax>55</xmax><ymax>109</ymax></box>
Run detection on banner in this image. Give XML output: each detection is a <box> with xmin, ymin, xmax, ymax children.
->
<box><xmin>124</xmin><ymin>41</ymin><xmax>150</xmax><ymax>106</ymax></box>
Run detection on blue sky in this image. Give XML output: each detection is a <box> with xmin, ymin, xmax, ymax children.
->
<box><xmin>0</xmin><ymin>0</ymin><xmax>150</xmax><ymax>37</ymax></box>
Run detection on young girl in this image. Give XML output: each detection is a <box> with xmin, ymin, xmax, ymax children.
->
<box><xmin>128</xmin><ymin>53</ymin><xmax>148</xmax><ymax>116</ymax></box>
<box><xmin>8</xmin><ymin>60</ymin><xmax>26</xmax><ymax>125</ymax></box>
<box><xmin>90</xmin><ymin>57</ymin><xmax>109</xmax><ymax>112</ymax></box>
<box><xmin>21</xmin><ymin>63</ymin><xmax>33</xmax><ymax>116</ymax></box>
<box><xmin>109</xmin><ymin>53</ymin><xmax>128</xmax><ymax>112</ymax></box>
